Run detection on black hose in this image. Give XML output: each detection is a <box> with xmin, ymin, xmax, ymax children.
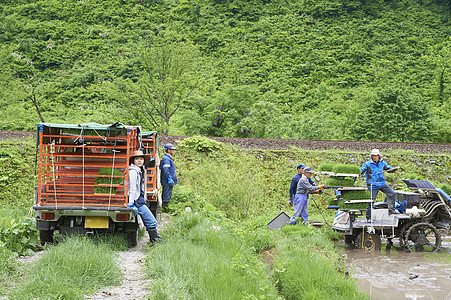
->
<box><xmin>310</xmin><ymin>196</ymin><xmax>331</xmax><ymax>227</ymax></box>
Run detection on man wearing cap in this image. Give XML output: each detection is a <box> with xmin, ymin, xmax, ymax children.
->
<box><xmin>160</xmin><ymin>143</ymin><xmax>178</xmax><ymax>208</ymax></box>
<box><xmin>361</xmin><ymin>149</ymin><xmax>399</xmax><ymax>218</ymax></box>
<box><xmin>289</xmin><ymin>163</ymin><xmax>305</xmax><ymax>205</ymax></box>
<box><xmin>289</xmin><ymin>163</ymin><xmax>317</xmax><ymax>206</ymax></box>
<box><xmin>289</xmin><ymin>167</ymin><xmax>324</xmax><ymax>225</ymax></box>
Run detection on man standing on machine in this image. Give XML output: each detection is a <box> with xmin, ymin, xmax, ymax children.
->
<box><xmin>361</xmin><ymin>149</ymin><xmax>399</xmax><ymax>219</ymax></box>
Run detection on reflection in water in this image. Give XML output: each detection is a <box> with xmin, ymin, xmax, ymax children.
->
<box><xmin>340</xmin><ymin>238</ymin><xmax>451</xmax><ymax>300</ymax></box>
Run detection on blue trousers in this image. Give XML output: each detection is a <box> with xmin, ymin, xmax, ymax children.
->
<box><xmin>366</xmin><ymin>183</ymin><xmax>396</xmax><ymax>218</ymax></box>
<box><xmin>137</xmin><ymin>204</ymin><xmax>157</xmax><ymax>230</ymax></box>
<box><xmin>290</xmin><ymin>193</ymin><xmax>308</xmax><ymax>224</ymax></box>
<box><xmin>162</xmin><ymin>185</ymin><xmax>174</xmax><ymax>204</ymax></box>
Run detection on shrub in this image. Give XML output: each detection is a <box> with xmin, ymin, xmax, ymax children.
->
<box><xmin>0</xmin><ymin>213</ymin><xmax>38</xmax><ymax>256</ymax></box>
<box><xmin>178</xmin><ymin>136</ymin><xmax>223</xmax><ymax>152</ymax></box>
<box><xmin>94</xmin><ymin>168</ymin><xmax>123</xmax><ymax>194</ymax></box>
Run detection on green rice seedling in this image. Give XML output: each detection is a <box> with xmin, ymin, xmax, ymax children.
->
<box><xmin>341</xmin><ymin>190</ymin><xmax>371</xmax><ymax>200</ymax></box>
<box><xmin>338</xmin><ymin>202</ymin><xmax>367</xmax><ymax>210</ymax></box>
<box><xmin>145</xmin><ymin>214</ymin><xmax>280</xmax><ymax>300</ymax></box>
<box><xmin>10</xmin><ymin>235</ymin><xmax>121</xmax><ymax>299</ymax></box>
<box><xmin>327</xmin><ymin>197</ymin><xmax>338</xmax><ymax>206</ymax></box>
<box><xmin>318</xmin><ymin>163</ymin><xmax>338</xmax><ymax>172</ymax></box>
<box><xmin>326</xmin><ymin>177</ymin><xmax>355</xmax><ymax>187</ymax></box>
<box><xmin>333</xmin><ymin>164</ymin><xmax>360</xmax><ymax>174</ymax></box>
<box><xmin>94</xmin><ymin>168</ymin><xmax>123</xmax><ymax>194</ymax></box>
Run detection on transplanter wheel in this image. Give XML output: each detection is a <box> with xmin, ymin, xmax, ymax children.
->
<box><xmin>405</xmin><ymin>222</ymin><xmax>441</xmax><ymax>252</ymax></box>
<box><xmin>355</xmin><ymin>231</ymin><xmax>381</xmax><ymax>251</ymax></box>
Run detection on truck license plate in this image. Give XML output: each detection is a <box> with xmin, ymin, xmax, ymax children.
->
<box><xmin>85</xmin><ymin>216</ymin><xmax>109</xmax><ymax>229</ymax></box>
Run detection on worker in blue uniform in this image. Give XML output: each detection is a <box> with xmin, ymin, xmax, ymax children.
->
<box><xmin>289</xmin><ymin>163</ymin><xmax>305</xmax><ymax>205</ymax></box>
<box><xmin>289</xmin><ymin>163</ymin><xmax>317</xmax><ymax>205</ymax></box>
<box><xmin>289</xmin><ymin>167</ymin><xmax>324</xmax><ymax>225</ymax></box>
<box><xmin>360</xmin><ymin>149</ymin><xmax>399</xmax><ymax>219</ymax></box>
<box><xmin>160</xmin><ymin>143</ymin><xmax>178</xmax><ymax>208</ymax></box>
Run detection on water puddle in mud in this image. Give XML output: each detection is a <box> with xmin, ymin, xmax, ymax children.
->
<box><xmin>338</xmin><ymin>236</ymin><xmax>451</xmax><ymax>300</ymax></box>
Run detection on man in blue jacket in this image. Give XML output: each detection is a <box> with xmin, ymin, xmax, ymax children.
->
<box><xmin>160</xmin><ymin>143</ymin><xmax>178</xmax><ymax>208</ymax></box>
<box><xmin>289</xmin><ymin>163</ymin><xmax>305</xmax><ymax>205</ymax></box>
<box><xmin>361</xmin><ymin>149</ymin><xmax>399</xmax><ymax>219</ymax></box>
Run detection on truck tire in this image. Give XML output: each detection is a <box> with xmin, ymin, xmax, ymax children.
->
<box><xmin>40</xmin><ymin>230</ymin><xmax>54</xmax><ymax>243</ymax></box>
<box><xmin>127</xmin><ymin>229</ymin><xmax>138</xmax><ymax>246</ymax></box>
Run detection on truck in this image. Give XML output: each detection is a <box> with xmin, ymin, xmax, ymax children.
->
<box><xmin>33</xmin><ymin>122</ymin><xmax>161</xmax><ymax>246</ymax></box>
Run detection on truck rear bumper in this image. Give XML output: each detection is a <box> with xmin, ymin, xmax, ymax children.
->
<box><xmin>33</xmin><ymin>205</ymin><xmax>137</xmax><ymax>223</ymax></box>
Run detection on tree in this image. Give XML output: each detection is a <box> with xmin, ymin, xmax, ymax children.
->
<box><xmin>13</xmin><ymin>53</ymin><xmax>45</xmax><ymax>123</ymax></box>
<box><xmin>352</xmin><ymin>85</ymin><xmax>432</xmax><ymax>142</ymax></box>
<box><xmin>118</xmin><ymin>31</ymin><xmax>199</xmax><ymax>134</ymax></box>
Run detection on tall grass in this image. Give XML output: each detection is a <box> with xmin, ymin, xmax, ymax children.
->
<box><xmin>9</xmin><ymin>235</ymin><xmax>122</xmax><ymax>299</ymax></box>
<box><xmin>273</xmin><ymin>225</ymin><xmax>369</xmax><ymax>300</ymax></box>
<box><xmin>0</xmin><ymin>247</ymin><xmax>17</xmax><ymax>295</ymax></box>
<box><xmin>145</xmin><ymin>213</ymin><xmax>281</xmax><ymax>300</ymax></box>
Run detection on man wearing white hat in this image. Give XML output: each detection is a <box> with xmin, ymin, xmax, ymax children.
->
<box><xmin>361</xmin><ymin>149</ymin><xmax>399</xmax><ymax>219</ymax></box>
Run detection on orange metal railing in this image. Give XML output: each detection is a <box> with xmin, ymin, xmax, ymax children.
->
<box><xmin>36</xmin><ymin>126</ymin><xmax>141</xmax><ymax>208</ymax></box>
<box><xmin>142</xmin><ymin>133</ymin><xmax>158</xmax><ymax>193</ymax></box>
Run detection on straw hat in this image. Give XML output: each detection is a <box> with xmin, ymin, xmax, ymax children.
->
<box><xmin>129</xmin><ymin>150</ymin><xmax>150</xmax><ymax>165</ymax></box>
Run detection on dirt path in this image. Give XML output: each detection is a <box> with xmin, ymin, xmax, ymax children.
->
<box><xmin>86</xmin><ymin>234</ymin><xmax>152</xmax><ymax>300</ymax></box>
<box><xmin>86</xmin><ymin>214</ymin><xmax>169</xmax><ymax>300</ymax></box>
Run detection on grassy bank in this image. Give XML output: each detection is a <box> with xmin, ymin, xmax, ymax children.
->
<box><xmin>145</xmin><ymin>213</ymin><xmax>367</xmax><ymax>299</ymax></box>
<box><xmin>175</xmin><ymin>141</ymin><xmax>450</xmax><ymax>221</ymax></box>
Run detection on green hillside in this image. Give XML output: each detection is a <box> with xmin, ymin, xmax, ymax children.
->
<box><xmin>1</xmin><ymin>0</ymin><xmax>450</xmax><ymax>142</ymax></box>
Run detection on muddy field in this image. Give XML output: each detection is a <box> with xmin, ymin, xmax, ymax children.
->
<box><xmin>4</xmin><ymin>130</ymin><xmax>449</xmax><ymax>153</ymax></box>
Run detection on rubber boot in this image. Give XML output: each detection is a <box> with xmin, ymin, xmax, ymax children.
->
<box><xmin>148</xmin><ymin>228</ymin><xmax>163</xmax><ymax>244</ymax></box>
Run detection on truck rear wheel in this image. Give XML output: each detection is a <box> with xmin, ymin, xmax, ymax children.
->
<box><xmin>127</xmin><ymin>230</ymin><xmax>138</xmax><ymax>246</ymax></box>
<box><xmin>39</xmin><ymin>230</ymin><xmax>54</xmax><ymax>243</ymax></box>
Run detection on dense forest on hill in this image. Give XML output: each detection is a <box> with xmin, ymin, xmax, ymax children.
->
<box><xmin>0</xmin><ymin>0</ymin><xmax>450</xmax><ymax>142</ymax></box>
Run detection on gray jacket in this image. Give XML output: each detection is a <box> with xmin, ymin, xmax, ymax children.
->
<box><xmin>128</xmin><ymin>164</ymin><xmax>146</xmax><ymax>205</ymax></box>
<box><xmin>296</xmin><ymin>174</ymin><xmax>318</xmax><ymax>195</ymax></box>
